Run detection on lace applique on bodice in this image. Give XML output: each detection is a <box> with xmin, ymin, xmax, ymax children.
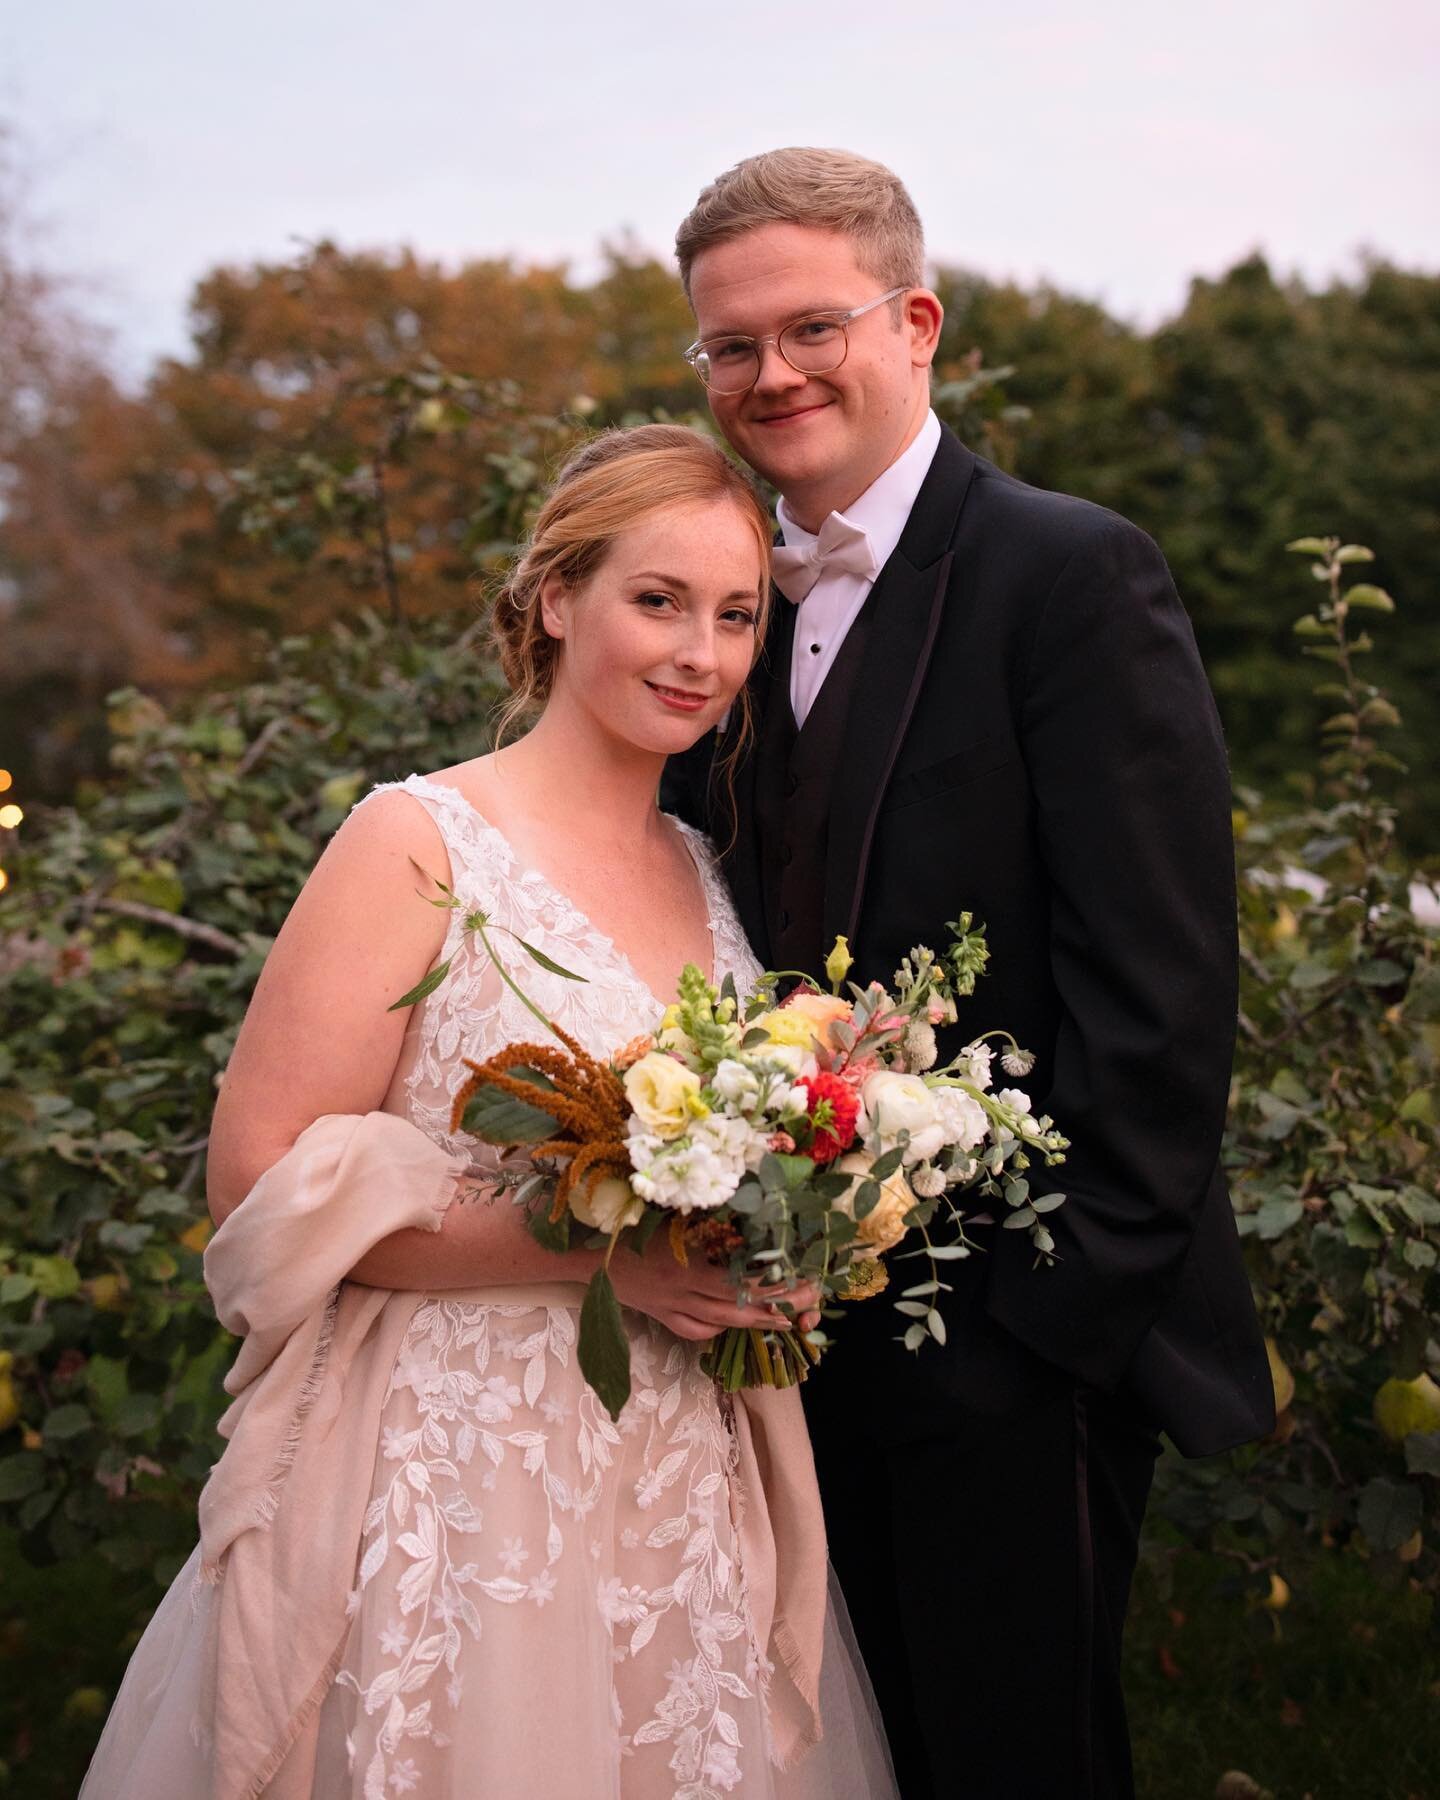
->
<box><xmin>356</xmin><ymin>774</ymin><xmax>763</xmax><ymax>1155</ymax></box>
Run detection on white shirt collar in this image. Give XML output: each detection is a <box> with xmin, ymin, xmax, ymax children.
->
<box><xmin>776</xmin><ymin>407</ymin><xmax>942</xmax><ymax>565</ymax></box>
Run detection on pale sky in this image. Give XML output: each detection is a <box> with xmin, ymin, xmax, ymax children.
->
<box><xmin>4</xmin><ymin>0</ymin><xmax>1437</xmax><ymax>382</ymax></box>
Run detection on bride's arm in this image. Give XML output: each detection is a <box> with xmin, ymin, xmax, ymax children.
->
<box><xmin>206</xmin><ymin>788</ymin><xmax>455</xmax><ymax>1228</ymax></box>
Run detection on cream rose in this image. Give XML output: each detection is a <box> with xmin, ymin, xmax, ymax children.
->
<box><xmin>834</xmin><ymin>1152</ymin><xmax>916</xmax><ymax>1253</ymax></box>
<box><xmin>623</xmin><ymin>1051</ymin><xmax>703</xmax><ymax>1139</ymax></box>
<box><xmin>569</xmin><ymin>1175</ymin><xmax>644</xmax><ymax>1234</ymax></box>
<box><xmin>860</xmin><ymin>1070</ymin><xmax>946</xmax><ymax>1164</ymax></box>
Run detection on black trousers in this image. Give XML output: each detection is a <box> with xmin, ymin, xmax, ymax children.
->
<box><xmin>811</xmin><ymin>1380</ymin><xmax>1159</xmax><ymax>1800</ymax></box>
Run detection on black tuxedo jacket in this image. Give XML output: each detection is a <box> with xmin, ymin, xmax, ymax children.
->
<box><xmin>665</xmin><ymin>425</ymin><xmax>1274</xmax><ymax>1457</ymax></box>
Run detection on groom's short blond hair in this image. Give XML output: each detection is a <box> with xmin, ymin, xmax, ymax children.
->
<box><xmin>675</xmin><ymin>147</ymin><xmax>925</xmax><ymax>303</ymax></box>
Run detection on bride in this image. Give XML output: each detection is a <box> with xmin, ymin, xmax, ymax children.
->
<box><xmin>82</xmin><ymin>424</ymin><xmax>898</xmax><ymax>1798</ymax></box>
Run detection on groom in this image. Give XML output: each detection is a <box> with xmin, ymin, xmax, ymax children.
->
<box><xmin>663</xmin><ymin>148</ymin><xmax>1275</xmax><ymax>1799</ymax></box>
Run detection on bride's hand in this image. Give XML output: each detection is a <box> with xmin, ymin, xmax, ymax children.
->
<box><xmin>609</xmin><ymin>1231</ymin><xmax>822</xmax><ymax>1343</ymax></box>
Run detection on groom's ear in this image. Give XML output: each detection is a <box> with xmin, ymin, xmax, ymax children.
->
<box><xmin>538</xmin><ymin>571</ymin><xmax>569</xmax><ymax>642</ymax></box>
<box><xmin>906</xmin><ymin>290</ymin><xmax>945</xmax><ymax>370</ymax></box>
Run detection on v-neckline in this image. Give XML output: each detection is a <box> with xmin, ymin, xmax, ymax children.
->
<box><xmin>409</xmin><ymin>775</ymin><xmax>719</xmax><ymax>1008</ymax></box>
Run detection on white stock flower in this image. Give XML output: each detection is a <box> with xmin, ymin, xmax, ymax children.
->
<box><xmin>959</xmin><ymin>1043</ymin><xmax>994</xmax><ymax>1090</ymax></box>
<box><xmin>934</xmin><ymin>1086</ymin><xmax>989</xmax><ymax>1153</ymax></box>
<box><xmin>996</xmin><ymin>1087</ymin><xmax>1034</xmax><ymax>1118</ymax></box>
<box><xmin>626</xmin><ymin>1111</ymin><xmax>754</xmax><ymax>1213</ymax></box>
<box><xmin>902</xmin><ymin>1020</ymin><xmax>938</xmax><ymax>1072</ymax></box>
<box><xmin>712</xmin><ymin>1058</ymin><xmax>760</xmax><ymax>1110</ymax></box>
<box><xmin>860</xmin><ymin>1071</ymin><xmax>946</xmax><ymax>1164</ymax></box>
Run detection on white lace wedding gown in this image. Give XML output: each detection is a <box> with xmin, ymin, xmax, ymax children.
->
<box><xmin>82</xmin><ymin>774</ymin><xmax>897</xmax><ymax>1799</ymax></box>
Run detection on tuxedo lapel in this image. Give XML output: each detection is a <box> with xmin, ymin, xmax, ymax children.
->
<box><xmin>824</xmin><ymin>427</ymin><xmax>977</xmax><ymax>949</ymax></box>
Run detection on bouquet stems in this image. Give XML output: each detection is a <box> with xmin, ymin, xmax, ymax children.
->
<box><xmin>702</xmin><ymin>1324</ymin><xmax>823</xmax><ymax>1392</ymax></box>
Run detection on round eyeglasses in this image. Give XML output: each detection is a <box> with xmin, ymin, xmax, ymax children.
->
<box><xmin>683</xmin><ymin>286</ymin><xmax>910</xmax><ymax>394</ymax></box>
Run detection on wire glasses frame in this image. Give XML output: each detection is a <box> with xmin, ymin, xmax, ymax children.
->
<box><xmin>683</xmin><ymin>285</ymin><xmax>911</xmax><ymax>392</ymax></box>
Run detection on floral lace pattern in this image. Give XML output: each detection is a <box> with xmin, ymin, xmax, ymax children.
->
<box><xmin>362</xmin><ymin>776</ymin><xmax>760</xmax><ymax>1159</ymax></box>
<box><xmin>319</xmin><ymin>776</ymin><xmax>772</xmax><ymax>1798</ymax></box>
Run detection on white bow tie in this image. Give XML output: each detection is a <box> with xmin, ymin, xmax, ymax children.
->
<box><xmin>771</xmin><ymin>512</ymin><xmax>880</xmax><ymax>604</ymax></box>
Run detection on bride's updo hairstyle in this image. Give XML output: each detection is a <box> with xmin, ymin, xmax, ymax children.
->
<box><xmin>491</xmin><ymin>425</ymin><xmax>774</xmax><ymax>766</ymax></box>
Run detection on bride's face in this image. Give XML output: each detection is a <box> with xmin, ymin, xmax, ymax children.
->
<box><xmin>540</xmin><ymin>497</ymin><xmax>765</xmax><ymax>755</ymax></box>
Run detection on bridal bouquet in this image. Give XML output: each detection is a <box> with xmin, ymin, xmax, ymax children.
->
<box><xmin>396</xmin><ymin>898</ymin><xmax>1067</xmax><ymax>1421</ymax></box>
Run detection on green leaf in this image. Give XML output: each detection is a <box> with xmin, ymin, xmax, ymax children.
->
<box><xmin>578</xmin><ymin>1267</ymin><xmax>631</xmax><ymax>1422</ymax></box>
<box><xmin>869</xmin><ymin>1145</ymin><xmax>906</xmax><ymax>1181</ymax></box>
<box><xmin>515</xmin><ymin>938</ymin><xmax>588</xmax><ymax>983</ymax></box>
<box><xmin>1255</xmin><ymin>1197</ymin><xmax>1304</xmax><ymax>1240</ymax></box>
<box><xmin>1334</xmin><ymin>544</ymin><xmax>1374</xmax><ymax>564</ymax></box>
<box><xmin>0</xmin><ymin>1275</ymin><xmax>36</xmax><ymax>1306</ymax></box>
<box><xmin>1404</xmin><ymin>1432</ymin><xmax>1440</xmax><ymax>1478</ymax></box>
<box><xmin>114</xmin><ymin>1393</ymin><xmax>162</xmax><ymax>1437</ymax></box>
<box><xmin>1285</xmin><ymin>537</ymin><xmax>1332</xmax><ymax>557</ymax></box>
<box><xmin>0</xmin><ymin>1454</ymin><xmax>45</xmax><ymax>1502</ymax></box>
<box><xmin>43</xmin><ymin>1403</ymin><xmax>93</xmax><ymax>1441</ymax></box>
<box><xmin>1291</xmin><ymin>614</ymin><xmax>1331</xmax><ymax>638</ymax></box>
<box><xmin>387</xmin><ymin>958</ymin><xmax>452</xmax><ymax>1011</ymax></box>
<box><xmin>1342</xmin><ymin>584</ymin><xmax>1394</xmax><ymax>613</ymax></box>
<box><xmin>1402</xmin><ymin>1239</ymin><xmax>1437</xmax><ymax>1272</ymax></box>
<box><xmin>852</xmin><ymin>1179</ymin><xmax>880</xmax><ymax>1222</ymax></box>
<box><xmin>526</xmin><ymin>1206</ymin><xmax>571</xmax><ymax>1253</ymax></box>
<box><xmin>459</xmin><ymin>1085</ymin><xmax>559</xmax><ymax>1143</ymax></box>
<box><xmin>507</xmin><ymin>1064</ymin><xmax>559</xmax><ymax>1093</ymax></box>
<box><xmin>28</xmin><ymin>1256</ymin><xmax>80</xmax><ymax>1301</ymax></box>
<box><xmin>1357</xmin><ymin>1476</ymin><xmax>1422</xmax><ymax>1553</ymax></box>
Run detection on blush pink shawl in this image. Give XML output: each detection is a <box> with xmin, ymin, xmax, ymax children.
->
<box><xmin>195</xmin><ymin>1111</ymin><xmax>826</xmax><ymax>1797</ymax></box>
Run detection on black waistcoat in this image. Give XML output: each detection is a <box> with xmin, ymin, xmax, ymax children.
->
<box><xmin>752</xmin><ymin>596</ymin><xmax>874</xmax><ymax>976</ymax></box>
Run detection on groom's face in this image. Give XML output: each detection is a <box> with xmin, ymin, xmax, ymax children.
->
<box><xmin>688</xmin><ymin>222</ymin><xmax>935</xmax><ymax>518</ymax></box>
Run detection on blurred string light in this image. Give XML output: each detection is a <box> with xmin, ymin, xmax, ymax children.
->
<box><xmin>0</xmin><ymin>769</ymin><xmax>16</xmax><ymax>894</ymax></box>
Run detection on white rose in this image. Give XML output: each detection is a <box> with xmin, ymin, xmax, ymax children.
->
<box><xmin>833</xmin><ymin>1152</ymin><xmax>917</xmax><ymax>1252</ymax></box>
<box><xmin>860</xmin><ymin>1071</ymin><xmax>945</xmax><ymax>1164</ymax></box>
<box><xmin>935</xmin><ymin>1086</ymin><xmax>989</xmax><ymax>1153</ymax></box>
<box><xmin>623</xmin><ymin>1051</ymin><xmax>703</xmax><ymax>1140</ymax></box>
<box><xmin>569</xmin><ymin>1175</ymin><xmax>644</xmax><ymax>1234</ymax></box>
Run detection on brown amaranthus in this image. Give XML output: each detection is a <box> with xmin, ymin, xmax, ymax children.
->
<box><xmin>449</xmin><ymin>1024</ymin><xmax>632</xmax><ymax>1222</ymax></box>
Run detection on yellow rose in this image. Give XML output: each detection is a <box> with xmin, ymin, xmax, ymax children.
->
<box><xmin>754</xmin><ymin>991</ymin><xmax>853</xmax><ymax>1056</ymax></box>
<box><xmin>623</xmin><ymin>1051</ymin><xmax>703</xmax><ymax>1140</ymax></box>
<box><xmin>570</xmin><ymin>1175</ymin><xmax>645</xmax><ymax>1235</ymax></box>
<box><xmin>834</xmin><ymin>1152</ymin><xmax>916</xmax><ymax>1253</ymax></box>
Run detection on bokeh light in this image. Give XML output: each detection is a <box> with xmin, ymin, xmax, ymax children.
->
<box><xmin>0</xmin><ymin>769</ymin><xmax>11</xmax><ymax>792</ymax></box>
<box><xmin>0</xmin><ymin>804</ymin><xmax>22</xmax><ymax>830</ymax></box>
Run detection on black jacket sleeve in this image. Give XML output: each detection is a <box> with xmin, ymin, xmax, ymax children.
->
<box><xmin>983</xmin><ymin>517</ymin><xmax>1239</xmax><ymax>1392</ymax></box>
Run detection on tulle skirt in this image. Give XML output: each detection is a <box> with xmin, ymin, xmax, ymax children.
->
<box><xmin>82</xmin><ymin>1289</ymin><xmax>897</xmax><ymax>1799</ymax></box>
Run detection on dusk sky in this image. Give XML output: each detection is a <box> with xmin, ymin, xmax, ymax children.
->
<box><xmin>4</xmin><ymin>0</ymin><xmax>1437</xmax><ymax>380</ymax></box>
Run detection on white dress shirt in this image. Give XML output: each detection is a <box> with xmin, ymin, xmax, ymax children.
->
<box><xmin>776</xmin><ymin>408</ymin><xmax>943</xmax><ymax>728</ymax></box>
